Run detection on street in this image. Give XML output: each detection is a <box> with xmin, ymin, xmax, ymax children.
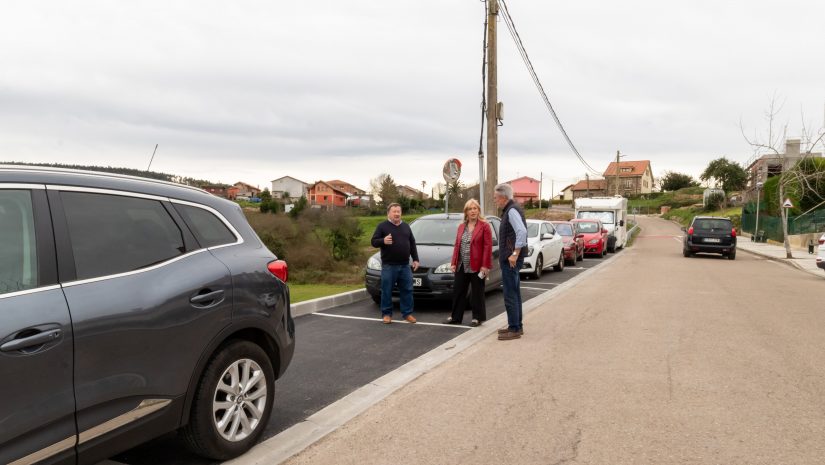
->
<box><xmin>279</xmin><ymin>216</ymin><xmax>825</xmax><ymax>465</ymax></box>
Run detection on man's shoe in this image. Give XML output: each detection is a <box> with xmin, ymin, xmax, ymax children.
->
<box><xmin>498</xmin><ymin>330</ymin><xmax>522</xmax><ymax>340</ymax></box>
<box><xmin>470</xmin><ymin>319</ymin><xmax>481</xmax><ymax>327</ymax></box>
<box><xmin>443</xmin><ymin>317</ymin><xmax>459</xmax><ymax>325</ymax></box>
<box><xmin>404</xmin><ymin>315</ymin><xmax>417</xmax><ymax>324</ymax></box>
<box><xmin>382</xmin><ymin>315</ymin><xmax>392</xmax><ymax>324</ymax></box>
<box><xmin>497</xmin><ymin>327</ymin><xmax>524</xmax><ymax>335</ymax></box>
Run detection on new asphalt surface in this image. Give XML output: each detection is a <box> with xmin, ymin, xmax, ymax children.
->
<box><xmin>111</xmin><ymin>252</ymin><xmax>617</xmax><ymax>464</ymax></box>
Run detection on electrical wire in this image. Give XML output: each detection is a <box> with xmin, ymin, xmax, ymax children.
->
<box><xmin>498</xmin><ymin>0</ymin><xmax>601</xmax><ymax>176</ymax></box>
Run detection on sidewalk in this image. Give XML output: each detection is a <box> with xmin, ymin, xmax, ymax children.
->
<box><xmin>737</xmin><ymin>233</ymin><xmax>824</xmax><ymax>278</ymax></box>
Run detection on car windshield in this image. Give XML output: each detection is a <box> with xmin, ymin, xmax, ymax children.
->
<box><xmin>409</xmin><ymin>218</ymin><xmax>461</xmax><ymax>245</ymax></box>
<box><xmin>576</xmin><ymin>222</ymin><xmax>600</xmax><ymax>233</ymax></box>
<box><xmin>577</xmin><ymin>211</ymin><xmax>614</xmax><ymax>224</ymax></box>
<box><xmin>554</xmin><ymin>224</ymin><xmax>574</xmax><ymax>236</ymax></box>
<box><xmin>694</xmin><ymin>219</ymin><xmax>732</xmax><ymax>230</ymax></box>
<box><xmin>527</xmin><ymin>223</ymin><xmax>540</xmax><ymax>238</ymax></box>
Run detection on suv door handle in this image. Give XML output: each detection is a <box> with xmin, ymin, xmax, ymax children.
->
<box><xmin>190</xmin><ymin>289</ymin><xmax>225</xmax><ymax>307</ymax></box>
<box><xmin>1</xmin><ymin>329</ymin><xmax>62</xmax><ymax>352</ymax></box>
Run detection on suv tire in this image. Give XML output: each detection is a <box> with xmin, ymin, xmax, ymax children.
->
<box><xmin>182</xmin><ymin>340</ymin><xmax>275</xmax><ymax>460</ymax></box>
<box><xmin>728</xmin><ymin>250</ymin><xmax>736</xmax><ymax>260</ymax></box>
<box><xmin>683</xmin><ymin>249</ymin><xmax>692</xmax><ymax>258</ymax></box>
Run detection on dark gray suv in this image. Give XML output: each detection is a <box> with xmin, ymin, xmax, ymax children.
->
<box><xmin>0</xmin><ymin>166</ymin><xmax>295</xmax><ymax>464</ymax></box>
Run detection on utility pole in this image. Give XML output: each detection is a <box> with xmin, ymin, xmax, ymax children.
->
<box><xmin>586</xmin><ymin>173</ymin><xmax>590</xmax><ymax>197</ymax></box>
<box><xmin>484</xmin><ymin>0</ymin><xmax>499</xmax><ymax>216</ymax></box>
<box><xmin>615</xmin><ymin>150</ymin><xmax>621</xmax><ymax>196</ymax></box>
<box><xmin>539</xmin><ymin>172</ymin><xmax>543</xmax><ymax>207</ymax></box>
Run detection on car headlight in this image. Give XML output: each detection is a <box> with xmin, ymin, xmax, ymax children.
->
<box><xmin>434</xmin><ymin>262</ymin><xmax>453</xmax><ymax>274</ymax></box>
<box><xmin>588</xmin><ymin>238</ymin><xmax>600</xmax><ymax>245</ymax></box>
<box><xmin>367</xmin><ymin>256</ymin><xmax>382</xmax><ymax>271</ymax></box>
<box><xmin>528</xmin><ymin>246</ymin><xmax>535</xmax><ymax>256</ymax></box>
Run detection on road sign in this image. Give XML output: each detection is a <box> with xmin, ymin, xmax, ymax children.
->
<box><xmin>783</xmin><ymin>198</ymin><xmax>794</xmax><ymax>208</ymax></box>
<box><xmin>442</xmin><ymin>158</ymin><xmax>462</xmax><ymax>183</ymax></box>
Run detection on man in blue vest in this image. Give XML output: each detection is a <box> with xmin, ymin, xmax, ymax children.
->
<box><xmin>493</xmin><ymin>183</ymin><xmax>527</xmax><ymax>340</ymax></box>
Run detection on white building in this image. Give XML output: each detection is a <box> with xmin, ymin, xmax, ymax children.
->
<box><xmin>270</xmin><ymin>176</ymin><xmax>309</xmax><ymax>201</ymax></box>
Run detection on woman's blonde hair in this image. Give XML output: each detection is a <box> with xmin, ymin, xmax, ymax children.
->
<box><xmin>463</xmin><ymin>199</ymin><xmax>486</xmax><ymax>223</ymax></box>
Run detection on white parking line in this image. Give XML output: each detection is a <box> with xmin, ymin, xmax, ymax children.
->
<box><xmin>674</xmin><ymin>236</ymin><xmax>683</xmax><ymax>243</ymax></box>
<box><xmin>521</xmin><ymin>286</ymin><xmax>553</xmax><ymax>291</ymax></box>
<box><xmin>312</xmin><ymin>312</ymin><xmax>471</xmax><ymax>328</ymax></box>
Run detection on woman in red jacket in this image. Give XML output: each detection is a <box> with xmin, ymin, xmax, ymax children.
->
<box><xmin>445</xmin><ymin>198</ymin><xmax>492</xmax><ymax>326</ymax></box>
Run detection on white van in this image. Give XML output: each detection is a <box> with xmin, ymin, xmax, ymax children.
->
<box><xmin>574</xmin><ymin>196</ymin><xmax>628</xmax><ymax>252</ymax></box>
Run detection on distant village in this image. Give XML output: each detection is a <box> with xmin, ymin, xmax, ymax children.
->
<box><xmin>202</xmin><ymin>159</ymin><xmax>655</xmax><ymax>210</ymax></box>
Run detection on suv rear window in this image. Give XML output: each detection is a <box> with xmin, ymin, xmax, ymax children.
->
<box><xmin>61</xmin><ymin>192</ymin><xmax>186</xmax><ymax>280</ymax></box>
<box><xmin>693</xmin><ymin>219</ymin><xmax>732</xmax><ymax>230</ymax></box>
<box><xmin>0</xmin><ymin>190</ymin><xmax>38</xmax><ymax>294</ymax></box>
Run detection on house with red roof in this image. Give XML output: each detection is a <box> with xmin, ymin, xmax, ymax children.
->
<box><xmin>603</xmin><ymin>160</ymin><xmax>653</xmax><ymax>196</ymax></box>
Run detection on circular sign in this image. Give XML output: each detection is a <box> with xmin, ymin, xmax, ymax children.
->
<box><xmin>442</xmin><ymin>158</ymin><xmax>462</xmax><ymax>183</ymax></box>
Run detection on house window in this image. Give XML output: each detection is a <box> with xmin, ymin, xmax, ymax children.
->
<box><xmin>324</xmin><ymin>196</ymin><xmax>328</xmax><ymax>202</ymax></box>
<box><xmin>623</xmin><ymin>179</ymin><xmax>633</xmax><ymax>188</ymax></box>
<box><xmin>621</xmin><ymin>167</ymin><xmax>632</xmax><ymax>173</ymax></box>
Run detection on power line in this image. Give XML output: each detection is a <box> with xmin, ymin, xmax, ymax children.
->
<box><xmin>498</xmin><ymin>0</ymin><xmax>601</xmax><ymax>177</ymax></box>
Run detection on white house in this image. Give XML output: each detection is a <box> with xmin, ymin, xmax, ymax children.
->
<box><xmin>271</xmin><ymin>176</ymin><xmax>309</xmax><ymax>201</ymax></box>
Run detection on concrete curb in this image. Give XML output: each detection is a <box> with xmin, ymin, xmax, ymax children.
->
<box><xmin>230</xmin><ymin>253</ymin><xmax>628</xmax><ymax>465</ymax></box>
<box><xmin>291</xmin><ymin>289</ymin><xmax>369</xmax><ymax>317</ymax></box>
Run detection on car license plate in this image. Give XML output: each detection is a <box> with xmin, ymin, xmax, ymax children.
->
<box><xmin>413</xmin><ymin>278</ymin><xmax>422</xmax><ymax>287</ymax></box>
<box><xmin>704</xmin><ymin>238</ymin><xmax>721</xmax><ymax>243</ymax></box>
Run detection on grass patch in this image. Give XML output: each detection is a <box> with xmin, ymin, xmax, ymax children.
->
<box><xmin>662</xmin><ymin>206</ymin><xmax>742</xmax><ymax>229</ymax></box>
<box><xmin>289</xmin><ymin>283</ymin><xmax>362</xmax><ymax>303</ymax></box>
<box><xmin>628</xmin><ymin>187</ymin><xmax>704</xmax><ymax>214</ymax></box>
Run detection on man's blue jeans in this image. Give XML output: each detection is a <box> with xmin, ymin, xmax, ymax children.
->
<box><xmin>500</xmin><ymin>257</ymin><xmax>524</xmax><ymax>331</ymax></box>
<box><xmin>380</xmin><ymin>264</ymin><xmax>414</xmax><ymax>317</ymax></box>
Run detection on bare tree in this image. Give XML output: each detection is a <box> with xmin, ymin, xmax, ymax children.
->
<box><xmin>741</xmin><ymin>96</ymin><xmax>825</xmax><ymax>258</ymax></box>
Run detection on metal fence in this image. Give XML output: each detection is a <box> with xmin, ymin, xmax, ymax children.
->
<box><xmin>741</xmin><ymin>208</ymin><xmax>825</xmax><ymax>242</ymax></box>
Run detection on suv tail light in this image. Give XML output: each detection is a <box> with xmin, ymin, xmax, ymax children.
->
<box><xmin>731</xmin><ymin>228</ymin><xmax>737</xmax><ymax>238</ymax></box>
<box><xmin>687</xmin><ymin>227</ymin><xmax>693</xmax><ymax>235</ymax></box>
<box><xmin>819</xmin><ymin>236</ymin><xmax>825</xmax><ymax>245</ymax></box>
<box><xmin>267</xmin><ymin>260</ymin><xmax>288</xmax><ymax>282</ymax></box>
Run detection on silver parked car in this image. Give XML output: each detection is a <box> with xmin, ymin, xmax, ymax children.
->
<box><xmin>0</xmin><ymin>166</ymin><xmax>295</xmax><ymax>464</ymax></box>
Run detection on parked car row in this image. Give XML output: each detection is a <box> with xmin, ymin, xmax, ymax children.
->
<box><xmin>365</xmin><ymin>214</ymin><xmax>617</xmax><ymax>302</ymax></box>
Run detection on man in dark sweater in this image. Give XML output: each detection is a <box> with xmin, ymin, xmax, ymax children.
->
<box><xmin>370</xmin><ymin>203</ymin><xmax>420</xmax><ymax>324</ymax></box>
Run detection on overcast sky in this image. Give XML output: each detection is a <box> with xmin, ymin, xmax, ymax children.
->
<box><xmin>2</xmin><ymin>1</ymin><xmax>824</xmax><ymax>196</ymax></box>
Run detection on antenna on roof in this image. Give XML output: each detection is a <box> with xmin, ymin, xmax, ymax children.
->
<box><xmin>147</xmin><ymin>144</ymin><xmax>159</xmax><ymax>171</ymax></box>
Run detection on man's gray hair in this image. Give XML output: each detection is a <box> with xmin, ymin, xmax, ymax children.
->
<box><xmin>494</xmin><ymin>183</ymin><xmax>513</xmax><ymax>200</ymax></box>
<box><xmin>386</xmin><ymin>202</ymin><xmax>402</xmax><ymax>213</ymax></box>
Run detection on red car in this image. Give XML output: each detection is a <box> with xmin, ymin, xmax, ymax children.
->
<box><xmin>570</xmin><ymin>218</ymin><xmax>608</xmax><ymax>257</ymax></box>
<box><xmin>551</xmin><ymin>221</ymin><xmax>584</xmax><ymax>265</ymax></box>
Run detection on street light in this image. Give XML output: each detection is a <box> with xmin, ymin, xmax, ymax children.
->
<box><xmin>754</xmin><ymin>181</ymin><xmax>764</xmax><ymax>242</ymax></box>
